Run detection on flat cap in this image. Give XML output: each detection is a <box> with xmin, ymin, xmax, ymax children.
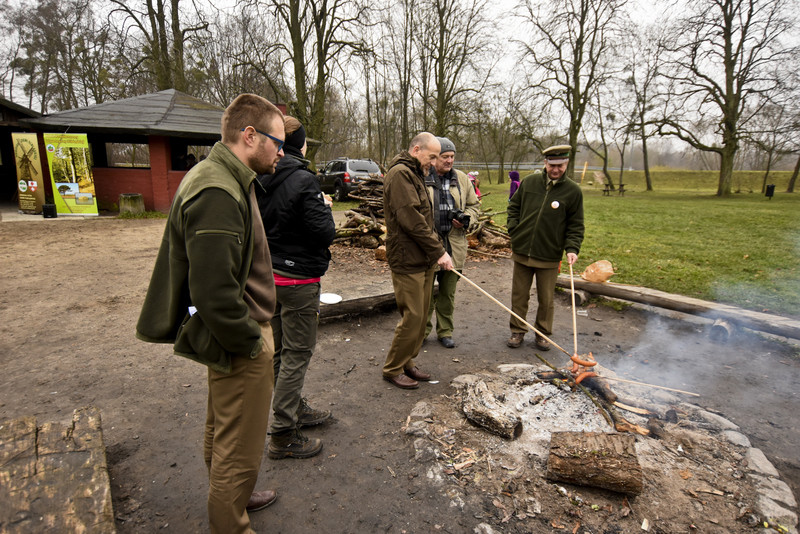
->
<box><xmin>543</xmin><ymin>145</ymin><xmax>571</xmax><ymax>164</ymax></box>
<box><xmin>437</xmin><ymin>137</ymin><xmax>456</xmax><ymax>154</ymax></box>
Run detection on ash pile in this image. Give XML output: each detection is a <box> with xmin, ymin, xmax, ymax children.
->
<box><xmin>402</xmin><ymin>364</ymin><xmax>798</xmax><ymax>534</ymax></box>
<box><xmin>335</xmin><ymin>176</ymin><xmax>511</xmax><ymax>254</ymax></box>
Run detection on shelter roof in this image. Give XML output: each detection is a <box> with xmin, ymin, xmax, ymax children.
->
<box><xmin>21</xmin><ymin>89</ymin><xmax>223</xmax><ymax>139</ymax></box>
<box><xmin>0</xmin><ymin>97</ymin><xmax>41</xmax><ymax>123</ymax></box>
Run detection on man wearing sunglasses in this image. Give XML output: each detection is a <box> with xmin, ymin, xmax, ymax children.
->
<box><xmin>137</xmin><ymin>94</ymin><xmax>285</xmax><ymax>533</ymax></box>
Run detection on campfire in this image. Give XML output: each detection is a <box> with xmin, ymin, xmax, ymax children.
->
<box><xmin>403</xmin><ymin>363</ymin><xmax>797</xmax><ymax>533</ymax></box>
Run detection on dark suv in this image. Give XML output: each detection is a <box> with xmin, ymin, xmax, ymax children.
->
<box><xmin>317</xmin><ymin>158</ymin><xmax>383</xmax><ymax>201</ymax></box>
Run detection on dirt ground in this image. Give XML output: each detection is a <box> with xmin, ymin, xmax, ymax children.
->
<box><xmin>1</xmin><ymin>216</ymin><xmax>798</xmax><ymax>533</ymax></box>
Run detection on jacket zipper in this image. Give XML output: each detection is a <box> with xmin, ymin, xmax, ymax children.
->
<box><xmin>196</xmin><ymin>229</ymin><xmax>242</xmax><ymax>244</ymax></box>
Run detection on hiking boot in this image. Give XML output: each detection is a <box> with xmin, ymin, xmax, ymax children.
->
<box><xmin>297</xmin><ymin>397</ymin><xmax>332</xmax><ymax>428</ymax></box>
<box><xmin>506</xmin><ymin>333</ymin><xmax>525</xmax><ymax>348</ymax></box>
<box><xmin>268</xmin><ymin>429</ymin><xmax>323</xmax><ymax>459</ymax></box>
<box><xmin>534</xmin><ymin>334</ymin><xmax>551</xmax><ymax>351</ymax></box>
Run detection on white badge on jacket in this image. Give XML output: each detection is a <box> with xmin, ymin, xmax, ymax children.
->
<box><xmin>551</xmin><ymin>201</ymin><xmax>560</xmax><ymax>209</ymax></box>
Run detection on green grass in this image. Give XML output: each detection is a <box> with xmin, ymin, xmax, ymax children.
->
<box><xmin>117</xmin><ymin>210</ymin><xmax>168</xmax><ymax>219</ymax></box>
<box><xmin>475</xmin><ymin>171</ymin><xmax>800</xmax><ymax>318</ymax></box>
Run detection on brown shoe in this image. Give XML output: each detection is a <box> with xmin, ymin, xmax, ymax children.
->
<box><xmin>404</xmin><ymin>366</ymin><xmax>431</xmax><ymax>381</ymax></box>
<box><xmin>534</xmin><ymin>334</ymin><xmax>551</xmax><ymax>351</ymax></box>
<box><xmin>246</xmin><ymin>490</ymin><xmax>277</xmax><ymax>513</ymax></box>
<box><xmin>268</xmin><ymin>429</ymin><xmax>323</xmax><ymax>459</ymax></box>
<box><xmin>384</xmin><ymin>374</ymin><xmax>419</xmax><ymax>389</ymax></box>
<box><xmin>506</xmin><ymin>333</ymin><xmax>525</xmax><ymax>348</ymax></box>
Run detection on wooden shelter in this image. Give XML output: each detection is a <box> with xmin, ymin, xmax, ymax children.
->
<box><xmin>20</xmin><ymin>90</ymin><xmax>238</xmax><ymax>212</ymax></box>
<box><xmin>0</xmin><ymin>98</ymin><xmax>41</xmax><ymax>203</ymax></box>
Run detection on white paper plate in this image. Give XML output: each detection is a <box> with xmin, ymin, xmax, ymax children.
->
<box><xmin>320</xmin><ymin>293</ymin><xmax>343</xmax><ymax>304</ymax></box>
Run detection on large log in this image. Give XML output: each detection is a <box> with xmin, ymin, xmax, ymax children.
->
<box><xmin>546</xmin><ymin>431</ymin><xmax>643</xmax><ymax>495</ymax></box>
<box><xmin>555</xmin><ymin>276</ymin><xmax>800</xmax><ymax>340</ymax></box>
<box><xmin>461</xmin><ymin>380</ymin><xmax>523</xmax><ymax>439</ymax></box>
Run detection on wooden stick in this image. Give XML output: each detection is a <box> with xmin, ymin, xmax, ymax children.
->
<box><xmin>600</xmin><ymin>376</ymin><xmax>700</xmax><ymax>397</ymax></box>
<box><xmin>451</xmin><ymin>270</ymin><xmax>571</xmax><ymax>356</ymax></box>
<box><xmin>569</xmin><ymin>262</ymin><xmax>578</xmax><ymax>355</ymax></box>
<box><xmin>452</xmin><ymin>270</ymin><xmax>701</xmax><ymax>398</ymax></box>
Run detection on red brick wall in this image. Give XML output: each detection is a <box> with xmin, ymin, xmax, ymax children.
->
<box><xmin>92</xmin><ymin>167</ymin><xmax>153</xmax><ymax>210</ymax></box>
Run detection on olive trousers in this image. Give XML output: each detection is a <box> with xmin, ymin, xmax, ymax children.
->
<box><xmin>425</xmin><ymin>269</ymin><xmax>460</xmax><ymax>339</ymax></box>
<box><xmin>204</xmin><ymin>322</ymin><xmax>274</xmax><ymax>534</ymax></box>
<box><xmin>510</xmin><ymin>260</ymin><xmax>558</xmax><ymax>335</ymax></box>
<box><xmin>383</xmin><ymin>266</ymin><xmax>436</xmax><ymax>377</ymax></box>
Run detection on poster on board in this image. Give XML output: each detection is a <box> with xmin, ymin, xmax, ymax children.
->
<box><xmin>43</xmin><ymin>133</ymin><xmax>98</xmax><ymax>216</ymax></box>
<box><xmin>11</xmin><ymin>133</ymin><xmax>46</xmax><ymax>214</ymax></box>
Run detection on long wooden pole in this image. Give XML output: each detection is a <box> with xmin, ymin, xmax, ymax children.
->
<box><xmin>451</xmin><ymin>270</ymin><xmax>571</xmax><ymax>356</ymax></box>
<box><xmin>569</xmin><ymin>263</ymin><xmax>578</xmax><ymax>355</ymax></box>
<box><xmin>452</xmin><ymin>270</ymin><xmax>701</xmax><ymax>397</ymax></box>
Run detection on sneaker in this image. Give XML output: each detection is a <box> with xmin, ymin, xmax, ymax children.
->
<box><xmin>268</xmin><ymin>429</ymin><xmax>323</xmax><ymax>459</ymax></box>
<box><xmin>297</xmin><ymin>398</ymin><xmax>332</xmax><ymax>428</ymax></box>
<box><xmin>506</xmin><ymin>333</ymin><xmax>525</xmax><ymax>348</ymax></box>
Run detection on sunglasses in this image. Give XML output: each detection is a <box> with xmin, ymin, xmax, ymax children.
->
<box><xmin>241</xmin><ymin>127</ymin><xmax>284</xmax><ymax>152</ymax></box>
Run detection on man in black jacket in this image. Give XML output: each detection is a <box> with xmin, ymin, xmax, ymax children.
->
<box><xmin>256</xmin><ymin>116</ymin><xmax>336</xmax><ymax>459</ymax></box>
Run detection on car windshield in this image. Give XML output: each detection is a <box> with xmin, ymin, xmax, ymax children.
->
<box><xmin>349</xmin><ymin>160</ymin><xmax>380</xmax><ymax>173</ymax></box>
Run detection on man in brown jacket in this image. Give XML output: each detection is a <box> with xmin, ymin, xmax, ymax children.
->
<box><xmin>382</xmin><ymin>132</ymin><xmax>454</xmax><ymax>389</ymax></box>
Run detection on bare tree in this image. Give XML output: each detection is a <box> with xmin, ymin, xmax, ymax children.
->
<box><xmin>656</xmin><ymin>0</ymin><xmax>797</xmax><ymax>196</ymax></box>
<box><xmin>263</xmin><ymin>0</ymin><xmax>370</xmax><ymax>162</ymax></box>
<box><xmin>620</xmin><ymin>21</ymin><xmax>667</xmax><ymax>192</ymax></box>
<box><xmin>415</xmin><ymin>0</ymin><xmax>495</xmax><ymax>137</ymax></box>
<box><xmin>518</xmin><ymin>0</ymin><xmax>627</xmax><ymax>177</ymax></box>
<box><xmin>109</xmin><ymin>0</ymin><xmax>209</xmax><ymax>92</ymax></box>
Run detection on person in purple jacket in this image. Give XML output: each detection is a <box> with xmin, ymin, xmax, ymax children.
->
<box><xmin>508</xmin><ymin>170</ymin><xmax>520</xmax><ymax>200</ymax></box>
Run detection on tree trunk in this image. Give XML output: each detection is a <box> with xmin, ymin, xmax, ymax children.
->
<box><xmin>716</xmin><ymin>147</ymin><xmax>734</xmax><ymax>197</ymax></box>
<box><xmin>761</xmin><ymin>152</ymin><xmax>773</xmax><ymax>194</ymax></box>
<box><xmin>786</xmin><ymin>154</ymin><xmax>799</xmax><ymax>193</ymax></box>
<box><xmin>641</xmin><ymin>131</ymin><xmax>653</xmax><ymax>191</ymax></box>
<box><xmin>546</xmin><ymin>431</ymin><xmax>643</xmax><ymax>495</ymax></box>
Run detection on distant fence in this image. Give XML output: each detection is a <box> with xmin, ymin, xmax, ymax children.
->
<box><xmin>458</xmin><ymin>162</ymin><xmax>632</xmax><ymax>172</ymax></box>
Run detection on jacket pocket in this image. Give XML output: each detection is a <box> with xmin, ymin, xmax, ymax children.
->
<box><xmin>174</xmin><ymin>312</ymin><xmax>229</xmax><ymax>370</ymax></box>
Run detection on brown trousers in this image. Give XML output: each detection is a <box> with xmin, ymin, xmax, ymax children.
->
<box><xmin>510</xmin><ymin>260</ymin><xmax>558</xmax><ymax>335</ymax></box>
<box><xmin>204</xmin><ymin>322</ymin><xmax>274</xmax><ymax>534</ymax></box>
<box><xmin>383</xmin><ymin>267</ymin><xmax>436</xmax><ymax>377</ymax></box>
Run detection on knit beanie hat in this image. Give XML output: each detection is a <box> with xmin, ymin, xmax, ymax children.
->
<box><xmin>437</xmin><ymin>137</ymin><xmax>456</xmax><ymax>154</ymax></box>
<box><xmin>509</xmin><ymin>171</ymin><xmax>520</xmax><ymax>181</ymax></box>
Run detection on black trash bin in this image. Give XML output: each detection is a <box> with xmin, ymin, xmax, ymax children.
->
<box><xmin>765</xmin><ymin>184</ymin><xmax>775</xmax><ymax>200</ymax></box>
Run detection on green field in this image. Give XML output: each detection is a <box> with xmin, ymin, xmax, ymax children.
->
<box><xmin>465</xmin><ymin>170</ymin><xmax>800</xmax><ymax>318</ymax></box>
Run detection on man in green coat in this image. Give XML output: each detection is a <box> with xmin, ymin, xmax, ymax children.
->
<box><xmin>136</xmin><ymin>94</ymin><xmax>285</xmax><ymax>533</ymax></box>
<box><xmin>424</xmin><ymin>137</ymin><xmax>481</xmax><ymax>348</ymax></box>
<box><xmin>506</xmin><ymin>145</ymin><xmax>584</xmax><ymax>351</ymax></box>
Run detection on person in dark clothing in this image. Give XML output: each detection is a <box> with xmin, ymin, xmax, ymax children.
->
<box><xmin>256</xmin><ymin>116</ymin><xmax>336</xmax><ymax>460</ymax></box>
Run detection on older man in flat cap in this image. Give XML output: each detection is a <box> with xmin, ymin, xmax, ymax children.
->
<box><xmin>506</xmin><ymin>145</ymin><xmax>584</xmax><ymax>351</ymax></box>
<box><xmin>423</xmin><ymin>137</ymin><xmax>481</xmax><ymax>348</ymax></box>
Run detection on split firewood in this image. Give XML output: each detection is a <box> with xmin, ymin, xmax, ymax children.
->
<box><xmin>461</xmin><ymin>380</ymin><xmax>523</xmax><ymax>439</ymax></box>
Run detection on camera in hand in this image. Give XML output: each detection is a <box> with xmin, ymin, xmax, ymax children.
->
<box><xmin>449</xmin><ymin>209</ymin><xmax>470</xmax><ymax>227</ymax></box>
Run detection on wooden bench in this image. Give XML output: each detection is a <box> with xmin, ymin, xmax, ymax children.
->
<box><xmin>602</xmin><ymin>184</ymin><xmax>612</xmax><ymax>196</ymax></box>
<box><xmin>618</xmin><ymin>184</ymin><xmax>626</xmax><ymax>196</ymax></box>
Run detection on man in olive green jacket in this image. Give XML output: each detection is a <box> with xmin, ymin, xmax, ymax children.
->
<box><xmin>424</xmin><ymin>137</ymin><xmax>480</xmax><ymax>348</ymax></box>
<box><xmin>506</xmin><ymin>145</ymin><xmax>584</xmax><ymax>351</ymax></box>
<box><xmin>382</xmin><ymin>132</ymin><xmax>453</xmax><ymax>389</ymax></box>
<box><xmin>136</xmin><ymin>94</ymin><xmax>285</xmax><ymax>533</ymax></box>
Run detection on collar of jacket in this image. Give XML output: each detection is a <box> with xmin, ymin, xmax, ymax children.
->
<box><xmin>388</xmin><ymin>150</ymin><xmax>425</xmax><ymax>178</ymax></box>
<box><xmin>424</xmin><ymin>167</ymin><xmax>455</xmax><ymax>188</ymax></box>
<box><xmin>208</xmin><ymin>141</ymin><xmax>259</xmax><ymax>191</ymax></box>
<box><xmin>257</xmin><ymin>154</ymin><xmax>309</xmax><ymax>195</ymax></box>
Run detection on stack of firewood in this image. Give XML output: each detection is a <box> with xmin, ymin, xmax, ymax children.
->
<box><xmin>334</xmin><ymin>174</ymin><xmax>511</xmax><ymax>253</ymax></box>
<box><xmin>334</xmin><ymin>210</ymin><xmax>386</xmax><ymax>249</ymax></box>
